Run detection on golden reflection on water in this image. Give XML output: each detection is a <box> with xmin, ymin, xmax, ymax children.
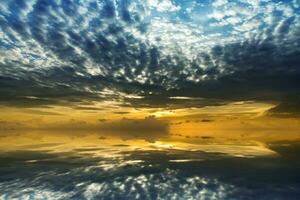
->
<box><xmin>2</xmin><ymin>128</ymin><xmax>299</xmax><ymax>159</ymax></box>
<box><xmin>1</xmin><ymin>127</ymin><xmax>300</xmax><ymax>199</ymax></box>
<box><xmin>1</xmin><ymin>101</ymin><xmax>299</xmax><ymax>160</ymax></box>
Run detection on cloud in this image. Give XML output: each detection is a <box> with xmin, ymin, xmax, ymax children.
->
<box><xmin>99</xmin><ymin>116</ymin><xmax>169</xmax><ymax>142</ymax></box>
<box><xmin>267</xmin><ymin>101</ymin><xmax>300</xmax><ymax>117</ymax></box>
<box><xmin>30</xmin><ymin>116</ymin><xmax>169</xmax><ymax>142</ymax></box>
<box><xmin>201</xmin><ymin>119</ymin><xmax>214</xmax><ymax>123</ymax></box>
<box><xmin>0</xmin><ymin>0</ymin><xmax>299</xmax><ymax>112</ymax></box>
<box><xmin>0</xmin><ymin>120</ymin><xmax>26</xmax><ymax>130</ymax></box>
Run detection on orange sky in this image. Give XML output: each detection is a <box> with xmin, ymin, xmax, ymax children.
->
<box><xmin>1</xmin><ymin>100</ymin><xmax>299</xmax><ymax>145</ymax></box>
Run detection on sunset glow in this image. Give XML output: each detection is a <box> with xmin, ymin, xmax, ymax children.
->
<box><xmin>0</xmin><ymin>0</ymin><xmax>300</xmax><ymax>199</ymax></box>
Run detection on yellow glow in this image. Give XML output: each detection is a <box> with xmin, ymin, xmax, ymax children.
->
<box><xmin>1</xmin><ymin>100</ymin><xmax>299</xmax><ymax>147</ymax></box>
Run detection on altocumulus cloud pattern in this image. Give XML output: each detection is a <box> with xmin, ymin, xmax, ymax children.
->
<box><xmin>0</xmin><ymin>0</ymin><xmax>300</xmax><ymax>108</ymax></box>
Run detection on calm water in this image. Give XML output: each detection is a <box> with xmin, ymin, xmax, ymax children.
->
<box><xmin>0</xmin><ymin>130</ymin><xmax>300</xmax><ymax>200</ymax></box>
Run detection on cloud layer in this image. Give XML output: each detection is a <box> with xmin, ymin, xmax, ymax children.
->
<box><xmin>0</xmin><ymin>0</ymin><xmax>299</xmax><ymax>109</ymax></box>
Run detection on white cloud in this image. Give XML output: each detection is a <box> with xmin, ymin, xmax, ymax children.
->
<box><xmin>294</xmin><ymin>0</ymin><xmax>300</xmax><ymax>8</ymax></box>
<box><xmin>277</xmin><ymin>4</ymin><xmax>294</xmax><ymax>17</ymax></box>
<box><xmin>212</xmin><ymin>0</ymin><xmax>228</xmax><ymax>7</ymax></box>
<box><xmin>147</xmin><ymin>0</ymin><xmax>180</xmax><ymax>12</ymax></box>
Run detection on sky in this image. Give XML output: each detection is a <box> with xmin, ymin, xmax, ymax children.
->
<box><xmin>0</xmin><ymin>0</ymin><xmax>300</xmax><ymax>130</ymax></box>
<box><xmin>1</xmin><ymin>1</ymin><xmax>300</xmax><ymax>199</ymax></box>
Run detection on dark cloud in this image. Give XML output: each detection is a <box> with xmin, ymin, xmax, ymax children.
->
<box><xmin>17</xmin><ymin>143</ymin><xmax>63</xmax><ymax>149</ymax></box>
<box><xmin>0</xmin><ymin>0</ymin><xmax>299</xmax><ymax>112</ymax></box>
<box><xmin>113</xmin><ymin>111</ymin><xmax>131</xmax><ymax>114</ymax></box>
<box><xmin>98</xmin><ymin>119</ymin><xmax>107</xmax><ymax>123</ymax></box>
<box><xmin>99</xmin><ymin>116</ymin><xmax>169</xmax><ymax>142</ymax></box>
<box><xmin>22</xmin><ymin>109</ymin><xmax>63</xmax><ymax>116</ymax></box>
<box><xmin>0</xmin><ymin>120</ymin><xmax>25</xmax><ymax>130</ymax></box>
<box><xmin>201</xmin><ymin>136</ymin><xmax>214</xmax><ymax>140</ymax></box>
<box><xmin>201</xmin><ymin>119</ymin><xmax>214</xmax><ymax>123</ymax></box>
<box><xmin>30</xmin><ymin>116</ymin><xmax>169</xmax><ymax>142</ymax></box>
<box><xmin>73</xmin><ymin>106</ymin><xmax>104</xmax><ymax>111</ymax></box>
<box><xmin>267</xmin><ymin>100</ymin><xmax>300</xmax><ymax>117</ymax></box>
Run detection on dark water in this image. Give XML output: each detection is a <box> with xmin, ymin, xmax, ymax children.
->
<box><xmin>0</xmin><ymin>132</ymin><xmax>300</xmax><ymax>199</ymax></box>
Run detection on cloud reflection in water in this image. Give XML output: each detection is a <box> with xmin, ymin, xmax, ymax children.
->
<box><xmin>0</xmin><ymin>131</ymin><xmax>299</xmax><ymax>199</ymax></box>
